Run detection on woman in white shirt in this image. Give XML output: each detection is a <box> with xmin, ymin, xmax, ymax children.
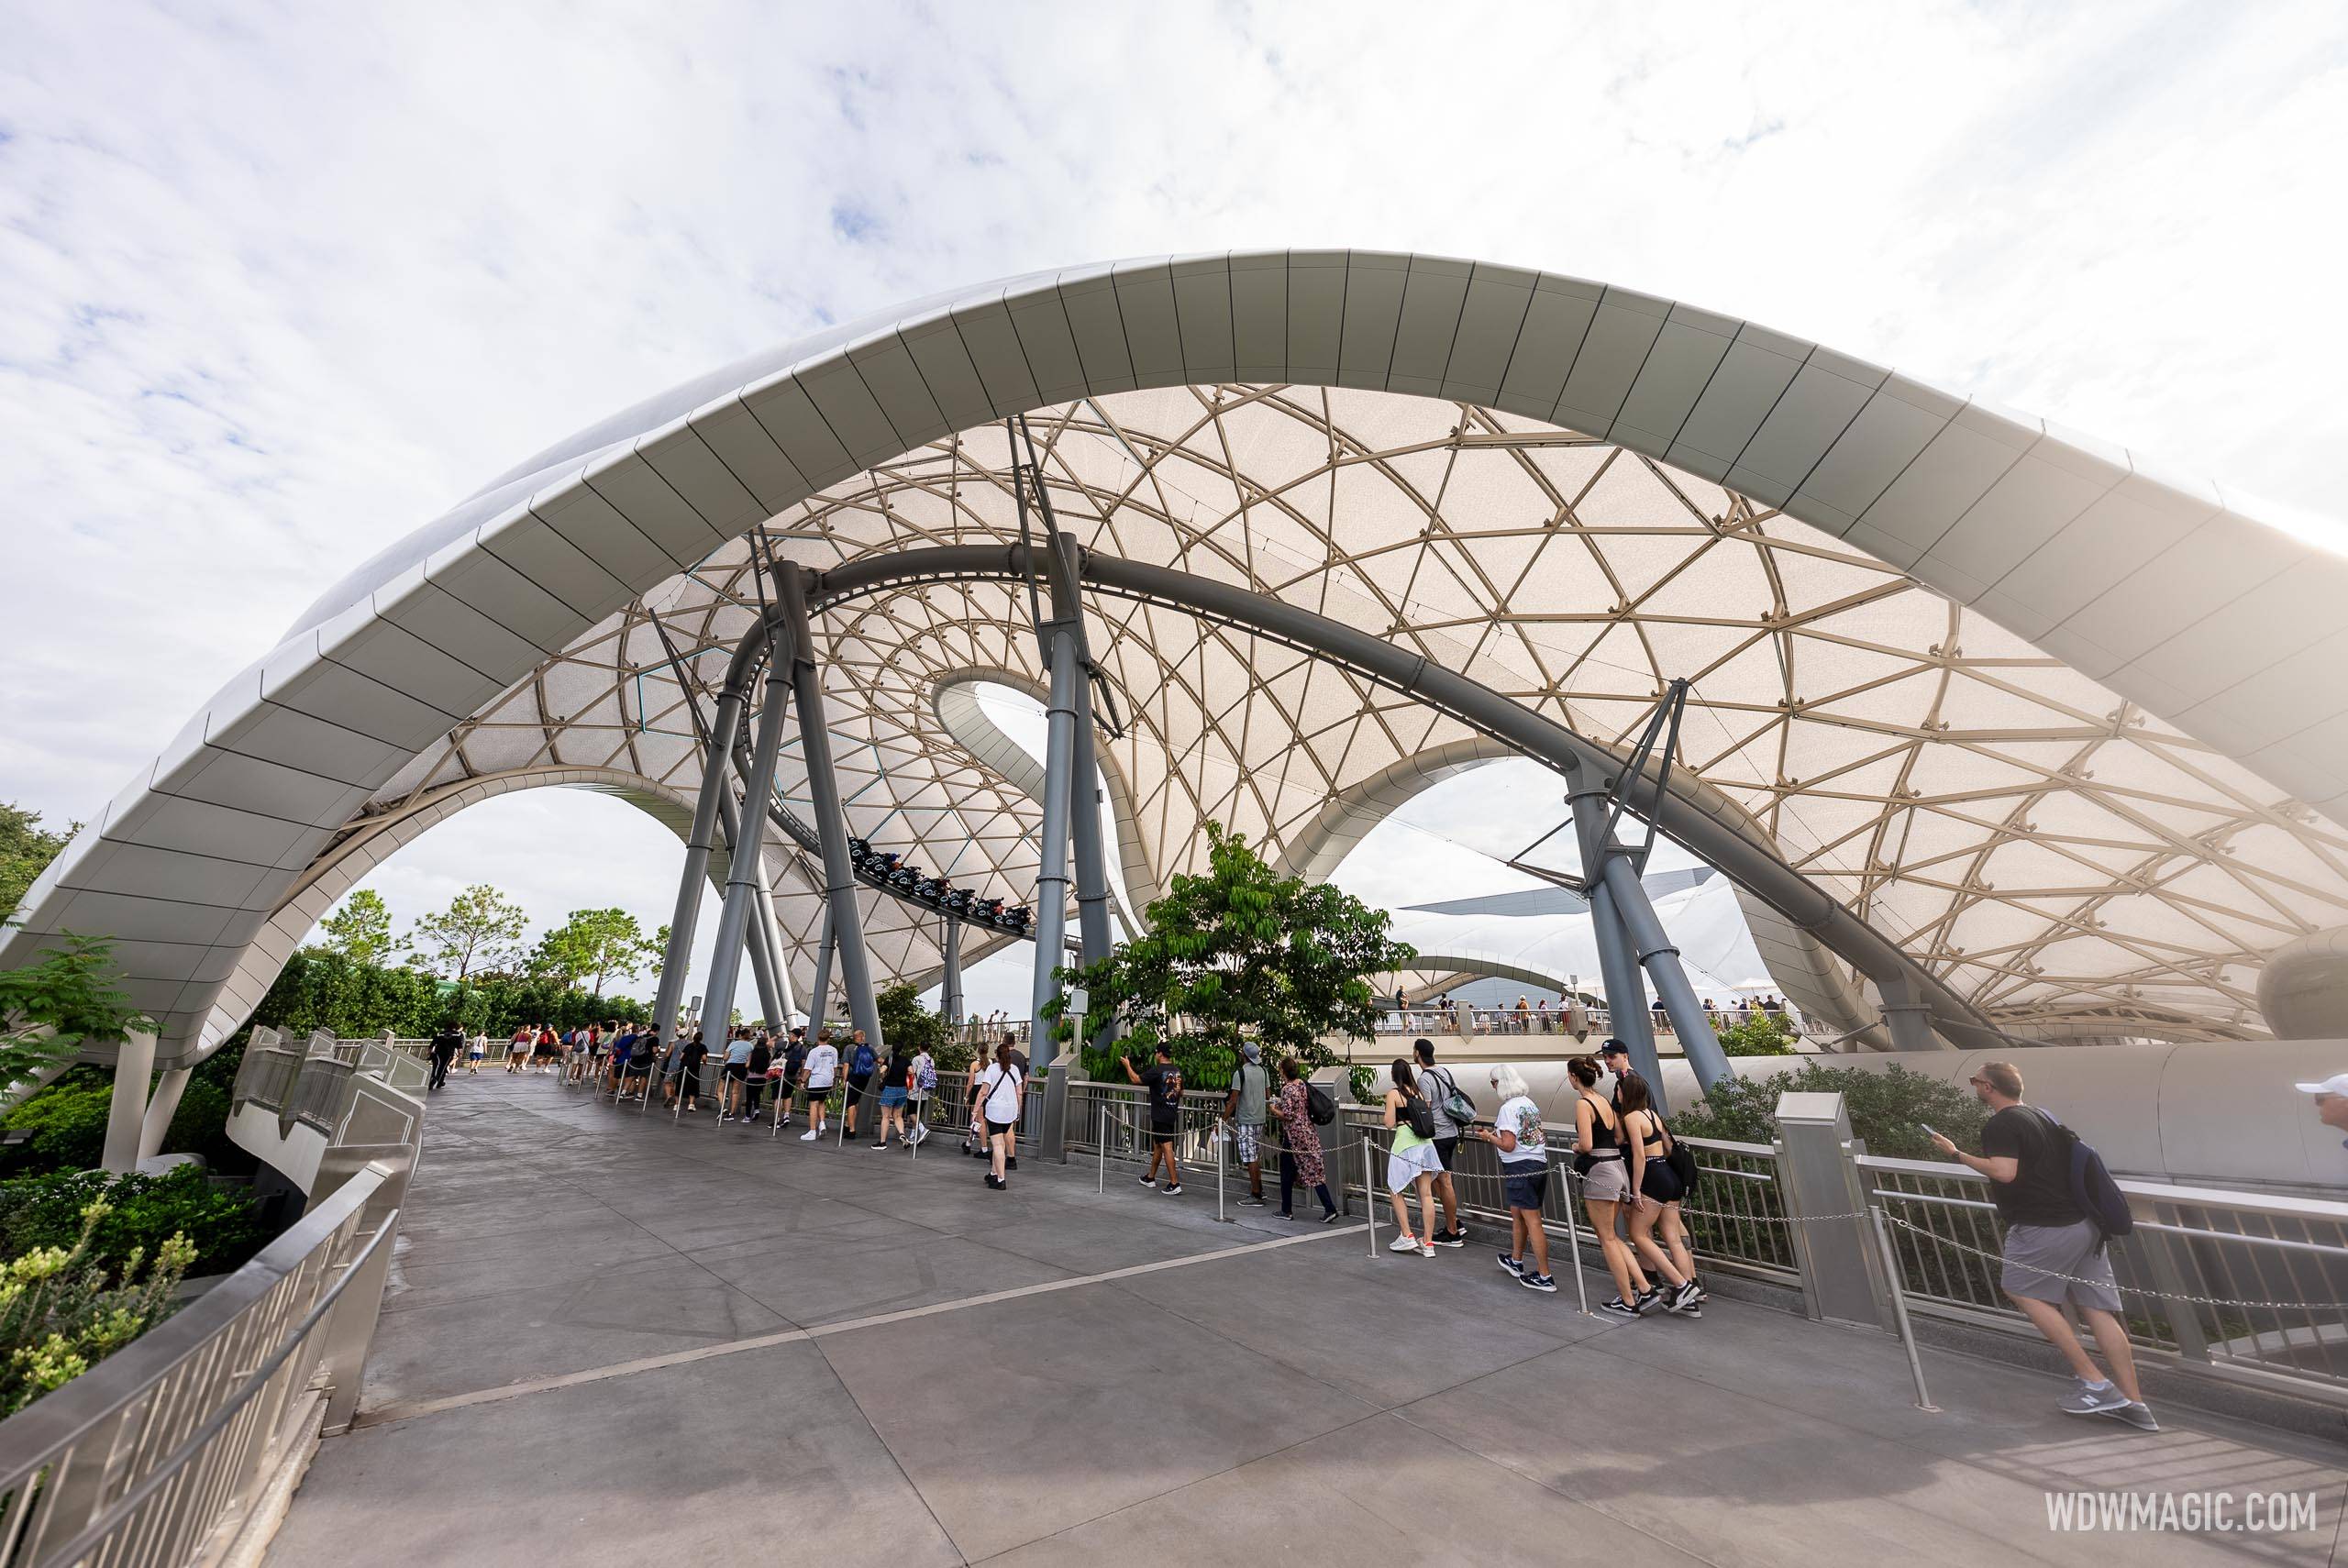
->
<box><xmin>976</xmin><ymin>1042</ymin><xmax>1024</xmax><ymax>1190</ymax></box>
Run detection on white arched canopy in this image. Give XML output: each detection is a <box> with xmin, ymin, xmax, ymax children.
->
<box><xmin>8</xmin><ymin>249</ymin><xmax>2345</xmax><ymax>1066</ymax></box>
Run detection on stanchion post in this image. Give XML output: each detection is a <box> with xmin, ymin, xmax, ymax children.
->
<box><xmin>1216</xmin><ymin>1120</ymin><xmax>1227</xmax><ymax>1223</ymax></box>
<box><xmin>1869</xmin><ymin>1205</ymin><xmax>1941</xmax><ymax>1413</ymax></box>
<box><xmin>1363</xmin><ymin>1136</ymin><xmax>1378</xmax><ymax>1258</ymax></box>
<box><xmin>1558</xmin><ymin>1164</ymin><xmax>1591</xmax><ymax>1316</ymax></box>
<box><xmin>1097</xmin><ymin>1100</ymin><xmax>1106</xmax><ymax>1195</ymax></box>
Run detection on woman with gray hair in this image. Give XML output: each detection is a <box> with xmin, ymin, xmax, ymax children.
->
<box><xmin>1472</xmin><ymin>1065</ymin><xmax>1556</xmax><ymax>1292</ymax></box>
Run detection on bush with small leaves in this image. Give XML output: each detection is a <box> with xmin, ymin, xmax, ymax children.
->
<box><xmin>0</xmin><ymin>1198</ymin><xmax>196</xmax><ymax>1415</ymax></box>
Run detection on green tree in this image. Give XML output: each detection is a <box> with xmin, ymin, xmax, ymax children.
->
<box><xmin>406</xmin><ymin>885</ymin><xmax>526</xmax><ymax>980</ymax></box>
<box><xmin>1</xmin><ymin>933</ymin><xmax>154</xmax><ymax>1090</ymax></box>
<box><xmin>313</xmin><ymin>889</ymin><xmax>400</xmax><ymax>967</ymax></box>
<box><xmin>1715</xmin><ymin>1010</ymin><xmax>1799</xmax><ymax>1056</ymax></box>
<box><xmin>873</xmin><ymin>982</ymin><xmax>947</xmax><ymax>1059</ymax></box>
<box><xmin>1045</xmin><ymin>822</ymin><xmax>1415</xmax><ymax>1090</ymax></box>
<box><xmin>0</xmin><ymin>803</ymin><xmax>77</xmax><ymax>920</ymax></box>
<box><xmin>528</xmin><ymin>908</ymin><xmax>652</xmax><ymax>999</ymax></box>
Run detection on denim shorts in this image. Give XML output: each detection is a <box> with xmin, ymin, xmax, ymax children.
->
<box><xmin>1501</xmin><ymin>1168</ymin><xmax>1549</xmax><ymax>1210</ymax></box>
<box><xmin>880</xmin><ymin>1086</ymin><xmax>908</xmax><ymax>1108</ymax></box>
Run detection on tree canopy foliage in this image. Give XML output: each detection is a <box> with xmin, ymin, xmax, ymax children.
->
<box><xmin>405</xmin><ymin>884</ymin><xmax>527</xmax><ymax>979</ymax></box>
<box><xmin>0</xmin><ymin>803</ymin><xmax>75</xmax><ymax>922</ymax></box>
<box><xmin>315</xmin><ymin>889</ymin><xmax>400</xmax><ymax>967</ymax></box>
<box><xmin>1045</xmin><ymin>822</ymin><xmax>1414</xmax><ymax>1090</ymax></box>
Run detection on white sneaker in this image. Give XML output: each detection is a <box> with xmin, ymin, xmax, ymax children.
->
<box><xmin>800</xmin><ymin>1130</ymin><xmax>819</xmax><ymax>1142</ymax></box>
<box><xmin>1419</xmin><ymin>1242</ymin><xmax>1435</xmax><ymax>1257</ymax></box>
<box><xmin>1389</xmin><ymin>1234</ymin><xmax>1422</xmax><ymax>1253</ymax></box>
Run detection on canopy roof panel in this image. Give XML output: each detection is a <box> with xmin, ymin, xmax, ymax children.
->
<box><xmin>9</xmin><ymin>249</ymin><xmax>2344</xmax><ymax>1064</ymax></box>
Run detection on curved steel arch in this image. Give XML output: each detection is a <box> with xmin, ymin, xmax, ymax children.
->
<box><xmin>808</xmin><ymin>542</ymin><xmax>2003</xmax><ymax>1049</ymax></box>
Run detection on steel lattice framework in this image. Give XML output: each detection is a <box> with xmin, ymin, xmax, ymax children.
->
<box><xmin>359</xmin><ymin>385</ymin><xmax>2348</xmax><ymax>1042</ymax></box>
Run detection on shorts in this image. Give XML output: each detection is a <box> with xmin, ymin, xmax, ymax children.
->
<box><xmin>1386</xmin><ymin>1140</ymin><xmax>1443</xmax><ymax>1194</ymax></box>
<box><xmin>1433</xmin><ymin>1134</ymin><xmax>1459</xmax><ymax>1171</ymax></box>
<box><xmin>1150</xmin><ymin>1121</ymin><xmax>1178</xmax><ymax>1146</ymax></box>
<box><xmin>1502</xmin><ymin>1167</ymin><xmax>1550</xmax><ymax>1210</ymax></box>
<box><xmin>844</xmin><ymin>1074</ymin><xmax>870</xmax><ymax>1102</ymax></box>
<box><xmin>1578</xmin><ymin>1154</ymin><xmax>1629</xmax><ymax>1204</ymax></box>
<box><xmin>1232</xmin><ymin>1122</ymin><xmax>1260</xmax><ymax>1165</ymax></box>
<box><xmin>2001</xmin><ymin>1220</ymin><xmax>2121</xmax><ymax>1311</ymax></box>
<box><xmin>468</xmin><ymin>1047</ymin><xmax>485</xmax><ymax>1059</ymax></box>
<box><xmin>986</xmin><ymin>1118</ymin><xmax>1015</xmax><ymax>1137</ymax></box>
<box><xmin>723</xmin><ymin>1063</ymin><xmax>748</xmax><ymax>1080</ymax></box>
<box><xmin>807</xmin><ymin>1078</ymin><xmax>835</xmax><ymax>1099</ymax></box>
<box><xmin>880</xmin><ymin>1087</ymin><xmax>907</xmax><ymax>1108</ymax></box>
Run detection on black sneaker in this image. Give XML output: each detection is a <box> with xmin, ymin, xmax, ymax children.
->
<box><xmin>1005</xmin><ymin>1158</ymin><xmax>1018</xmax><ymax>1171</ymax></box>
<box><xmin>984</xmin><ymin>1175</ymin><xmax>1005</xmax><ymax>1190</ymax></box>
<box><xmin>1498</xmin><ymin>1252</ymin><xmax>1526</xmax><ymax>1279</ymax></box>
<box><xmin>1163</xmin><ymin>1183</ymin><xmax>1183</xmax><ymax>1196</ymax></box>
<box><xmin>1320</xmin><ymin>1209</ymin><xmax>1342</xmax><ymax>1224</ymax></box>
<box><xmin>1597</xmin><ymin>1297</ymin><xmax>1641</xmax><ymax>1321</ymax></box>
<box><xmin>1433</xmin><ymin>1229</ymin><xmax>1467</xmax><ymax>1248</ymax></box>
<box><xmin>1633</xmin><ymin>1287</ymin><xmax>1664</xmax><ymax>1316</ymax></box>
<box><xmin>1665</xmin><ymin>1279</ymin><xmax>1702</xmax><ymax>1315</ymax></box>
<box><xmin>1689</xmin><ymin>1277</ymin><xmax>1710</xmax><ymax>1302</ymax></box>
<box><xmin>1520</xmin><ymin>1273</ymin><xmax>1559</xmax><ymax>1294</ymax></box>
<box><xmin>1138</xmin><ymin>1174</ymin><xmax>1157</xmax><ymax>1187</ymax></box>
<box><xmin>1239</xmin><ymin>1196</ymin><xmax>1268</xmax><ymax>1207</ymax></box>
<box><xmin>870</xmin><ymin>1142</ymin><xmax>889</xmax><ymax>1150</ymax></box>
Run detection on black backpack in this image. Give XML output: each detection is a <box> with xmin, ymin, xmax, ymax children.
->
<box><xmin>1303</xmin><ymin>1082</ymin><xmax>1337</xmax><ymax>1125</ymax></box>
<box><xmin>2030</xmin><ymin>1108</ymin><xmax>2133</xmax><ymax>1246</ymax></box>
<box><xmin>1401</xmin><ymin>1088</ymin><xmax>1436</xmax><ymax>1140</ymax></box>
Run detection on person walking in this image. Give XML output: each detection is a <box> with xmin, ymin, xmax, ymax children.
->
<box><xmin>675</xmin><ymin>1030</ymin><xmax>709</xmax><ymax>1112</ymax></box>
<box><xmin>1411</xmin><ymin>1039</ymin><xmax>1469</xmax><ymax>1246</ymax></box>
<box><xmin>1000</xmin><ymin>1031</ymin><xmax>1028</xmax><ymax>1171</ymax></box>
<box><xmin>427</xmin><ymin>1018</ymin><xmax>462</xmax><ymax>1090</ymax></box>
<box><xmin>907</xmin><ymin>1041</ymin><xmax>936</xmax><ymax>1146</ymax></box>
<box><xmin>1474</xmin><ymin>1066</ymin><xmax>1555</xmax><ymax>1292</ymax></box>
<box><xmin>505</xmin><ymin>1024</ymin><xmax>533</xmax><ymax>1075</ymax></box>
<box><xmin>1568</xmin><ymin>1055</ymin><xmax>1652</xmax><ymax>1319</ymax></box>
<box><xmin>1928</xmin><ymin>1062</ymin><xmax>2155</xmax><ymax>1430</ymax></box>
<box><xmin>842</xmin><ymin>1030</ymin><xmax>878</xmax><ymax>1141</ymax></box>
<box><xmin>716</xmin><ymin>1029</ymin><xmax>753</xmax><ymax>1121</ymax></box>
<box><xmin>1223</xmin><ymin>1042</ymin><xmax>1271</xmax><ymax>1206</ymax></box>
<box><xmin>1382</xmin><ymin>1060</ymin><xmax>1443</xmax><ymax>1256</ymax></box>
<box><xmin>1271</xmin><ymin>1057</ymin><xmax>1339</xmax><ymax>1222</ymax></box>
<box><xmin>775</xmin><ymin>1030</ymin><xmax>807</xmax><ymax>1130</ymax></box>
<box><xmin>976</xmin><ymin>1042</ymin><xmax>1024</xmax><ymax>1189</ymax></box>
<box><xmin>1618</xmin><ymin>1073</ymin><xmax>1701</xmax><ymax>1316</ymax></box>
<box><xmin>798</xmin><ymin>1029</ymin><xmax>838</xmax><ymax>1142</ymax></box>
<box><xmin>1121</xmin><ymin>1043</ymin><xmax>1185</xmax><ymax>1194</ymax></box>
<box><xmin>872</xmin><ymin>1045</ymin><xmax>913</xmax><ymax>1148</ymax></box>
<box><xmin>465</xmin><ymin>1026</ymin><xmax>487</xmax><ymax>1075</ymax></box>
<box><xmin>743</xmin><ymin>1032</ymin><xmax>774</xmax><ymax>1125</ymax></box>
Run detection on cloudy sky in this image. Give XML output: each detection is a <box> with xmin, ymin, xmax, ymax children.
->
<box><xmin>4</xmin><ymin>1</ymin><xmax>2342</xmax><ymax>1015</ymax></box>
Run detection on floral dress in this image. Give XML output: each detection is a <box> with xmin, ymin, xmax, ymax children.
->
<box><xmin>1272</xmin><ymin>1079</ymin><xmax>1325</xmax><ymax>1186</ymax></box>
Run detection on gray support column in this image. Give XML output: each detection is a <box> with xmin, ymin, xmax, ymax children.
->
<box><xmin>1568</xmin><ymin>783</ymin><xmax>1660</xmax><ymax>1085</ymax></box>
<box><xmin>1876</xmin><ymin>970</ymin><xmax>1939</xmax><ymax>1053</ymax></box>
<box><xmin>942</xmin><ymin>914</ymin><xmax>965</xmax><ymax>1025</ymax></box>
<box><xmin>101</xmin><ymin>1030</ymin><xmax>157</xmax><ymax>1174</ymax></box>
<box><xmin>779</xmin><ymin>562</ymin><xmax>882</xmax><ymax>1052</ymax></box>
<box><xmin>654</xmin><ymin>670</ymin><xmax>756</xmax><ymax>1045</ymax></box>
<box><xmin>1598</xmin><ymin>852</ymin><xmax>1734</xmax><ymax>1094</ymax></box>
<box><xmin>1028</xmin><ymin>624</ymin><xmax>1081</xmax><ymax>1065</ymax></box>
<box><xmin>137</xmin><ymin>1066</ymin><xmax>190</xmax><ymax>1162</ymax></box>
<box><xmin>743</xmin><ymin>880</ymin><xmax>784</xmax><ymax>1028</ymax></box>
<box><xmin>752</xmin><ymin>871</ymin><xmax>800</xmax><ymax>1024</ymax></box>
<box><xmin>703</xmin><ymin>660</ymin><xmax>792</xmax><ymax>1038</ymax></box>
<box><xmin>807</xmin><ymin>905</ymin><xmax>836</xmax><ymax>1033</ymax></box>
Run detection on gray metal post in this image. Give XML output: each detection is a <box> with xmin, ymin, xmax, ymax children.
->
<box><xmin>1028</xmin><ymin>624</ymin><xmax>1081</xmax><ymax>1064</ymax></box>
<box><xmin>778</xmin><ymin>561</ymin><xmax>882</xmax><ymax>1052</ymax></box>
<box><xmin>1598</xmin><ymin>852</ymin><xmax>1733</xmax><ymax>1093</ymax></box>
<box><xmin>942</xmin><ymin>914</ymin><xmax>965</xmax><ymax>1025</ymax></box>
<box><xmin>1876</xmin><ymin>969</ymin><xmax>1939</xmax><ymax>1053</ymax></box>
<box><xmin>719</xmin><ymin>785</ymin><xmax>784</xmax><ymax>1029</ymax></box>
<box><xmin>1773</xmin><ymin>1090</ymin><xmax>1892</xmax><ymax>1330</ymax></box>
<box><xmin>100</xmin><ymin>1031</ymin><xmax>157</xmax><ymax>1174</ymax></box>
<box><xmin>1568</xmin><ymin>783</ymin><xmax>1660</xmax><ymax>1087</ymax></box>
<box><xmin>653</xmin><ymin>666</ymin><xmax>755</xmax><ymax>1045</ymax></box>
<box><xmin>807</xmin><ymin>905</ymin><xmax>835</xmax><ymax>1034</ymax></box>
<box><xmin>753</xmin><ymin>867</ymin><xmax>799</xmax><ymax>1023</ymax></box>
<box><xmin>702</xmin><ymin>659</ymin><xmax>792</xmax><ymax>1038</ymax></box>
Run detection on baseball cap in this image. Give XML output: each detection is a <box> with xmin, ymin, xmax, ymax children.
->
<box><xmin>1599</xmin><ymin>1037</ymin><xmax>1629</xmax><ymax>1056</ymax></box>
<box><xmin>2293</xmin><ymin>1073</ymin><xmax>2348</xmax><ymax>1097</ymax></box>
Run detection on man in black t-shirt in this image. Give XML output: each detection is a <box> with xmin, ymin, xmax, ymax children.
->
<box><xmin>427</xmin><ymin>1019</ymin><xmax>463</xmax><ymax>1090</ymax></box>
<box><xmin>1121</xmin><ymin>1043</ymin><xmax>1184</xmax><ymax>1195</ymax></box>
<box><xmin>1931</xmin><ymin>1061</ymin><xmax>2154</xmax><ymax>1430</ymax></box>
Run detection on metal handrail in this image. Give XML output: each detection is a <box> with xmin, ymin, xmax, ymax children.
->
<box><xmin>0</xmin><ymin>1154</ymin><xmax>409</xmax><ymax>1568</ymax></box>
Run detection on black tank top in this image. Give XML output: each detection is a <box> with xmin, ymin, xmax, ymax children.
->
<box><xmin>1579</xmin><ymin>1093</ymin><xmax>1622</xmax><ymax>1155</ymax></box>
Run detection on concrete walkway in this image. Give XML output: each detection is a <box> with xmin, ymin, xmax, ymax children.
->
<box><xmin>266</xmin><ymin>1072</ymin><xmax>2346</xmax><ymax>1567</ymax></box>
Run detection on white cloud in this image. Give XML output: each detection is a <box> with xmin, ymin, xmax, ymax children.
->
<box><xmin>3</xmin><ymin>0</ymin><xmax>2341</xmax><ymax>1003</ymax></box>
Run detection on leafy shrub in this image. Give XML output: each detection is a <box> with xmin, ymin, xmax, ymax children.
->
<box><xmin>1</xmin><ymin>1072</ymin><xmax>111</xmax><ymax>1176</ymax></box>
<box><xmin>0</xmin><ymin>1165</ymin><xmax>266</xmax><ymax>1276</ymax></box>
<box><xmin>1714</xmin><ymin>1011</ymin><xmax>1800</xmax><ymax>1057</ymax></box>
<box><xmin>1347</xmin><ymin>1064</ymin><xmax>1379</xmax><ymax>1105</ymax></box>
<box><xmin>0</xmin><ymin>1197</ymin><xmax>195</xmax><ymax>1416</ymax></box>
<box><xmin>874</xmin><ymin>984</ymin><xmax>948</xmax><ymax>1059</ymax></box>
<box><xmin>1669</xmin><ymin>1062</ymin><xmax>1986</xmax><ymax>1160</ymax></box>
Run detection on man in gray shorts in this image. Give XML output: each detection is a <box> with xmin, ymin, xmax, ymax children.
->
<box><xmin>1930</xmin><ymin>1061</ymin><xmax>2155</xmax><ymax>1430</ymax></box>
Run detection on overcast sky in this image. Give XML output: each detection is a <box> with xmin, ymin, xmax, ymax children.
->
<box><xmin>4</xmin><ymin>2</ymin><xmax>2342</xmax><ymax>1015</ymax></box>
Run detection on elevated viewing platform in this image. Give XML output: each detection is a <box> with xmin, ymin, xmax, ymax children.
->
<box><xmin>253</xmin><ymin>1076</ymin><xmax>2342</xmax><ymax>1567</ymax></box>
